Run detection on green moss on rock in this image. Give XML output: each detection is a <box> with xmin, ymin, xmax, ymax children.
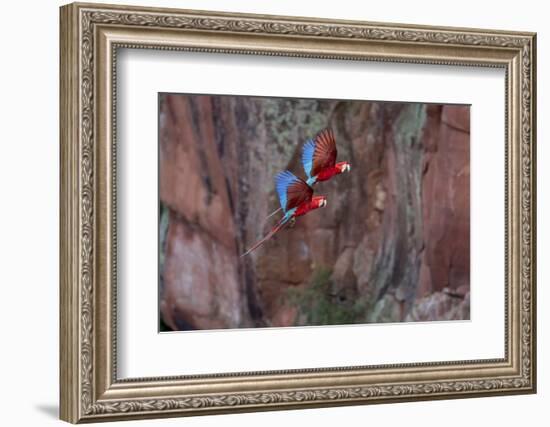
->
<box><xmin>288</xmin><ymin>267</ymin><xmax>366</xmax><ymax>326</ymax></box>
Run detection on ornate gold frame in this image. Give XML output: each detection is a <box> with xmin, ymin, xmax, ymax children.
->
<box><xmin>59</xmin><ymin>2</ymin><xmax>537</xmax><ymax>423</ymax></box>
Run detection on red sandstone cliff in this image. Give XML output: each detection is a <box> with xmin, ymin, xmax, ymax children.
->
<box><xmin>159</xmin><ymin>94</ymin><xmax>470</xmax><ymax>330</ymax></box>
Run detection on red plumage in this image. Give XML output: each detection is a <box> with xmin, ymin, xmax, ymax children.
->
<box><xmin>241</xmin><ymin>170</ymin><xmax>327</xmax><ymax>257</ymax></box>
<box><xmin>310</xmin><ymin>128</ymin><xmax>338</xmax><ymax>178</ymax></box>
<box><xmin>285</xmin><ymin>178</ymin><xmax>313</xmax><ymax>211</ymax></box>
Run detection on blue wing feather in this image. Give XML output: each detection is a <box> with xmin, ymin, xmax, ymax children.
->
<box><xmin>301</xmin><ymin>139</ymin><xmax>316</xmax><ymax>180</ymax></box>
<box><xmin>275</xmin><ymin>171</ymin><xmax>299</xmax><ymax>213</ymax></box>
<box><xmin>283</xmin><ymin>207</ymin><xmax>297</xmax><ymax>222</ymax></box>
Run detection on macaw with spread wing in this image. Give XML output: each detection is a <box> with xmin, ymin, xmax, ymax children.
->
<box><xmin>264</xmin><ymin>128</ymin><xmax>350</xmax><ymax>222</ymax></box>
<box><xmin>241</xmin><ymin>171</ymin><xmax>327</xmax><ymax>257</ymax></box>
<box><xmin>302</xmin><ymin>128</ymin><xmax>351</xmax><ymax>186</ymax></box>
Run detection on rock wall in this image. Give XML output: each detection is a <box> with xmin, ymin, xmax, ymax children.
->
<box><xmin>159</xmin><ymin>94</ymin><xmax>470</xmax><ymax>330</ymax></box>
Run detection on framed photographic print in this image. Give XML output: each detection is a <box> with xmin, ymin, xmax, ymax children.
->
<box><xmin>59</xmin><ymin>2</ymin><xmax>537</xmax><ymax>423</ymax></box>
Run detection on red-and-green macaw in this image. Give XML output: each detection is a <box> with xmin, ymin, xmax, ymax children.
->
<box><xmin>302</xmin><ymin>128</ymin><xmax>351</xmax><ymax>186</ymax></box>
<box><xmin>265</xmin><ymin>128</ymin><xmax>350</xmax><ymax>222</ymax></box>
<box><xmin>241</xmin><ymin>170</ymin><xmax>327</xmax><ymax>257</ymax></box>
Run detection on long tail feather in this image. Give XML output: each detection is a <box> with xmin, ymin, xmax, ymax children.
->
<box><xmin>264</xmin><ymin>206</ymin><xmax>282</xmax><ymax>223</ymax></box>
<box><xmin>241</xmin><ymin>217</ymin><xmax>289</xmax><ymax>257</ymax></box>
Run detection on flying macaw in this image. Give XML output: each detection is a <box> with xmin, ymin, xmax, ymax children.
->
<box><xmin>264</xmin><ymin>128</ymin><xmax>350</xmax><ymax>222</ymax></box>
<box><xmin>241</xmin><ymin>170</ymin><xmax>327</xmax><ymax>257</ymax></box>
<box><xmin>302</xmin><ymin>128</ymin><xmax>351</xmax><ymax>186</ymax></box>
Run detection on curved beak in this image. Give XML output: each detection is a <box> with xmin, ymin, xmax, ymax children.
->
<box><xmin>320</xmin><ymin>198</ymin><xmax>327</xmax><ymax>208</ymax></box>
<box><xmin>344</xmin><ymin>163</ymin><xmax>351</xmax><ymax>172</ymax></box>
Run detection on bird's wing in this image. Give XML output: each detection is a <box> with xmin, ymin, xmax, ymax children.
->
<box><xmin>301</xmin><ymin>128</ymin><xmax>337</xmax><ymax>179</ymax></box>
<box><xmin>301</xmin><ymin>139</ymin><xmax>316</xmax><ymax>180</ymax></box>
<box><xmin>275</xmin><ymin>170</ymin><xmax>313</xmax><ymax>213</ymax></box>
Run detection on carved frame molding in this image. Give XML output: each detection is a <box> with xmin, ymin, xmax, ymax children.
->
<box><xmin>60</xmin><ymin>2</ymin><xmax>536</xmax><ymax>423</ymax></box>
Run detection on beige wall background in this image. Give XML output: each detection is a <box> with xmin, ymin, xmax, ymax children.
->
<box><xmin>0</xmin><ymin>0</ymin><xmax>545</xmax><ymax>425</ymax></box>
